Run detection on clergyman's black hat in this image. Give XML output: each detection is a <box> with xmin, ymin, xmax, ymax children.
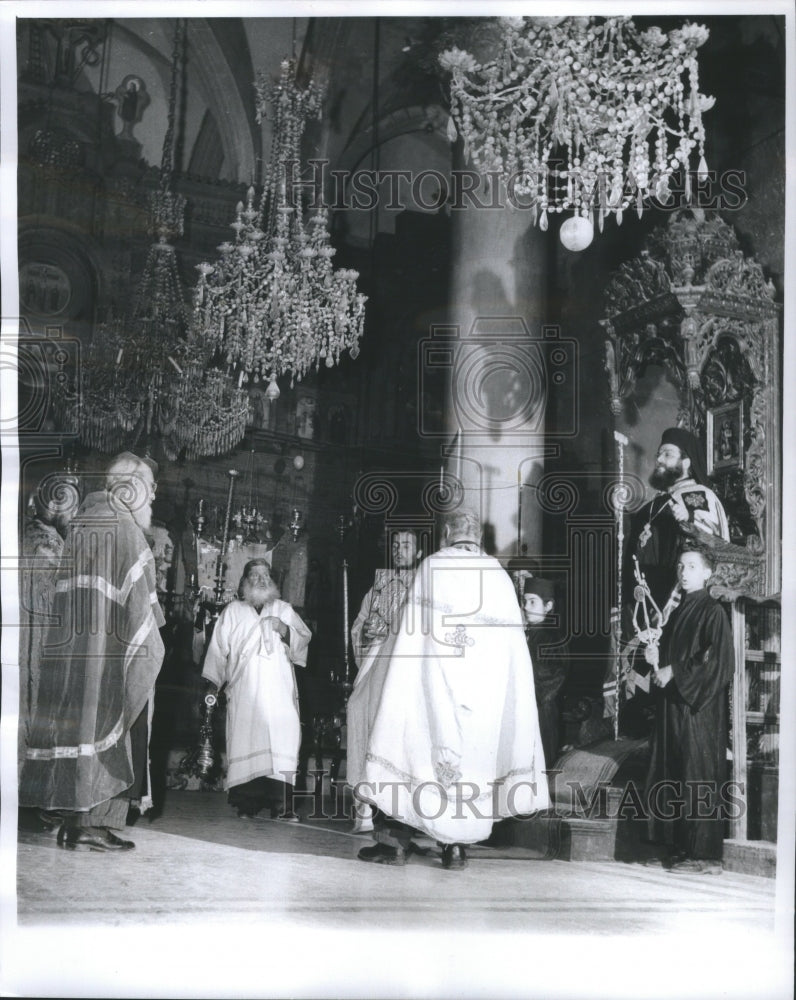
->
<box><xmin>660</xmin><ymin>427</ymin><xmax>708</xmax><ymax>485</ymax></box>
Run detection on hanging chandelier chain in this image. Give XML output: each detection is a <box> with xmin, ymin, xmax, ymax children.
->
<box><xmin>148</xmin><ymin>19</ymin><xmax>186</xmax><ymax>245</ymax></box>
<box><xmin>159</xmin><ymin>17</ymin><xmax>184</xmax><ymax>192</ymax></box>
<box><xmin>257</xmin><ymin>58</ymin><xmax>323</xmax><ymax>230</ymax></box>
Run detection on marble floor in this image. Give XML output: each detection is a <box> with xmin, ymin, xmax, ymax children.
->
<box><xmin>4</xmin><ymin>790</ymin><xmax>793</xmax><ymax>1000</ymax></box>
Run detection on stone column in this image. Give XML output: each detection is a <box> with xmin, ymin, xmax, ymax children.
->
<box><xmin>446</xmin><ymin>177</ymin><xmax>549</xmax><ymax>557</ymax></box>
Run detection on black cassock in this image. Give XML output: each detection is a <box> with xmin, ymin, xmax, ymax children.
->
<box><xmin>645</xmin><ymin>588</ymin><xmax>734</xmax><ymax>861</ymax></box>
<box><xmin>526</xmin><ymin>618</ymin><xmax>569</xmax><ymax>769</ymax></box>
<box><xmin>626</xmin><ymin>495</ymin><xmax>682</xmax><ymax>611</ymax></box>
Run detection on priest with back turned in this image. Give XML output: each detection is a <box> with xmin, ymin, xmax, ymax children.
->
<box><xmin>352</xmin><ymin>508</ymin><xmax>549</xmax><ymax>870</ymax></box>
<box><xmin>20</xmin><ymin>452</ymin><xmax>164</xmax><ymax>852</ymax></box>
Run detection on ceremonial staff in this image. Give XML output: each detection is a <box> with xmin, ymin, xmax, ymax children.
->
<box><xmin>213</xmin><ymin>468</ymin><xmax>239</xmax><ymax>606</ymax></box>
<box><xmin>612</xmin><ymin>430</ymin><xmax>628</xmax><ymax>740</ymax></box>
<box><xmin>341</xmin><ymin>559</ymin><xmax>352</xmax><ymax>691</ymax></box>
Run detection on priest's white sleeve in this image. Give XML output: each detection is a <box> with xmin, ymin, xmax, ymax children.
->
<box><xmin>350</xmin><ymin>589</ymin><xmax>373</xmax><ymax>668</ymax></box>
<box><xmin>279</xmin><ymin>600</ymin><xmax>312</xmax><ymax>668</ymax></box>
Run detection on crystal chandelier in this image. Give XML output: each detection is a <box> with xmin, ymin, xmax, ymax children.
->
<box><xmin>440</xmin><ymin>16</ymin><xmax>714</xmax><ymax>249</ymax></box>
<box><xmin>194</xmin><ymin>58</ymin><xmax>367</xmax><ymax>401</ymax></box>
<box><xmin>53</xmin><ymin>21</ymin><xmax>249</xmax><ymax>459</ymax></box>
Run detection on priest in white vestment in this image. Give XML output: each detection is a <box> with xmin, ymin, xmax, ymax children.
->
<box><xmin>347</xmin><ymin>529</ymin><xmax>421</xmax><ymax>833</ymax></box>
<box><xmin>202</xmin><ymin>559</ymin><xmax>312</xmax><ymax>819</ymax></box>
<box><xmin>352</xmin><ymin>509</ymin><xmax>548</xmax><ymax>869</ymax></box>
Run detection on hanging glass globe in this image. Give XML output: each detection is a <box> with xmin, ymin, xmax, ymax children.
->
<box><xmin>559</xmin><ymin>215</ymin><xmax>594</xmax><ymax>252</ymax></box>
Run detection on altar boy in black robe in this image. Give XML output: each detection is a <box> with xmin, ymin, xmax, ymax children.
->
<box><xmin>643</xmin><ymin>540</ymin><xmax>734</xmax><ymax>874</ymax></box>
<box><xmin>523</xmin><ymin>577</ymin><xmax>569</xmax><ymax>769</ymax></box>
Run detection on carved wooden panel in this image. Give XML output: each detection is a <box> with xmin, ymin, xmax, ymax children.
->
<box><xmin>601</xmin><ymin>209</ymin><xmax>780</xmax><ymax>601</ymax></box>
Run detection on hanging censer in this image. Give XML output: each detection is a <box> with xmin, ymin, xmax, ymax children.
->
<box><xmin>177</xmin><ymin>689</ymin><xmax>220</xmax><ymax>784</ymax></box>
<box><xmin>195</xmin><ymin>691</ymin><xmax>219</xmax><ymax>779</ymax></box>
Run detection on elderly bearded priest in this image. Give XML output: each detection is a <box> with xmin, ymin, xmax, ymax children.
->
<box><xmin>202</xmin><ymin>559</ymin><xmax>312</xmax><ymax>820</ymax></box>
<box><xmin>354</xmin><ymin>508</ymin><xmax>549</xmax><ymax>870</ymax></box>
<box><xmin>20</xmin><ymin>452</ymin><xmax>164</xmax><ymax>852</ymax></box>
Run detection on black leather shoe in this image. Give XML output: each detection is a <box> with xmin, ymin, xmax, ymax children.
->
<box><xmin>270</xmin><ymin>806</ymin><xmax>300</xmax><ymax>822</ymax></box>
<box><xmin>357</xmin><ymin>843</ymin><xmax>407</xmax><ymax>866</ymax></box>
<box><xmin>19</xmin><ymin>808</ymin><xmax>62</xmax><ymax>834</ymax></box>
<box><xmin>642</xmin><ymin>848</ymin><xmax>687</xmax><ymax>870</ymax></box>
<box><xmin>441</xmin><ymin>844</ymin><xmax>467</xmax><ymax>870</ymax></box>
<box><xmin>58</xmin><ymin>826</ymin><xmax>132</xmax><ymax>851</ymax></box>
<box><xmin>669</xmin><ymin>857</ymin><xmax>722</xmax><ymax>875</ymax></box>
<box><xmin>102</xmin><ymin>829</ymin><xmax>135</xmax><ymax>850</ymax></box>
<box><xmin>61</xmin><ymin>827</ymin><xmax>123</xmax><ymax>852</ymax></box>
<box><xmin>37</xmin><ymin>809</ymin><xmax>64</xmax><ymax>831</ymax></box>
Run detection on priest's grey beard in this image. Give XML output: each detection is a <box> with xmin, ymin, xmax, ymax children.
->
<box><xmin>131</xmin><ymin>499</ymin><xmax>154</xmax><ymax>532</ymax></box>
<box><xmin>242</xmin><ymin>578</ymin><xmax>280</xmax><ymax>608</ymax></box>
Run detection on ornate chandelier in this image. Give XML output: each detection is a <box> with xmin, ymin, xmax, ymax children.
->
<box><xmin>194</xmin><ymin>58</ymin><xmax>367</xmax><ymax>401</ymax></box>
<box><xmin>440</xmin><ymin>16</ymin><xmax>714</xmax><ymax>249</ymax></box>
<box><xmin>53</xmin><ymin>21</ymin><xmax>249</xmax><ymax>460</ymax></box>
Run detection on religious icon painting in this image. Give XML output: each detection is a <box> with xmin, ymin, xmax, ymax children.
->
<box><xmin>295</xmin><ymin>394</ymin><xmax>317</xmax><ymax>440</ymax></box>
<box><xmin>707</xmin><ymin>400</ymin><xmax>744</xmax><ymax>475</ymax></box>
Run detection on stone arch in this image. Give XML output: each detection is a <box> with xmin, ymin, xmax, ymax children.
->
<box><xmin>336</xmin><ymin>103</ymin><xmax>450</xmax><ymax>177</ymax></box>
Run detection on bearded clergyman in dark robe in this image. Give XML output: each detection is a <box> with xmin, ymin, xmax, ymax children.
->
<box><xmin>606</xmin><ymin>427</ymin><xmax>732</xmax><ymax>726</ymax></box>
<box><xmin>627</xmin><ymin>427</ymin><xmax>729</xmax><ymax>610</ymax></box>
<box><xmin>20</xmin><ymin>452</ymin><xmax>165</xmax><ymax>852</ymax></box>
<box><xmin>202</xmin><ymin>559</ymin><xmax>312</xmax><ymax>820</ymax></box>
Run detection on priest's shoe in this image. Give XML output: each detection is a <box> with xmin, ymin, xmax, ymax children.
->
<box><xmin>102</xmin><ymin>829</ymin><xmax>135</xmax><ymax>850</ymax></box>
<box><xmin>441</xmin><ymin>844</ymin><xmax>467</xmax><ymax>870</ymax></box>
<box><xmin>642</xmin><ymin>848</ymin><xmax>688</xmax><ymax>869</ymax></box>
<box><xmin>669</xmin><ymin>857</ymin><xmax>722</xmax><ymax>875</ymax></box>
<box><xmin>274</xmin><ymin>809</ymin><xmax>301</xmax><ymax>822</ymax></box>
<box><xmin>59</xmin><ymin>827</ymin><xmax>125</xmax><ymax>852</ymax></box>
<box><xmin>357</xmin><ymin>843</ymin><xmax>407</xmax><ymax>866</ymax></box>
